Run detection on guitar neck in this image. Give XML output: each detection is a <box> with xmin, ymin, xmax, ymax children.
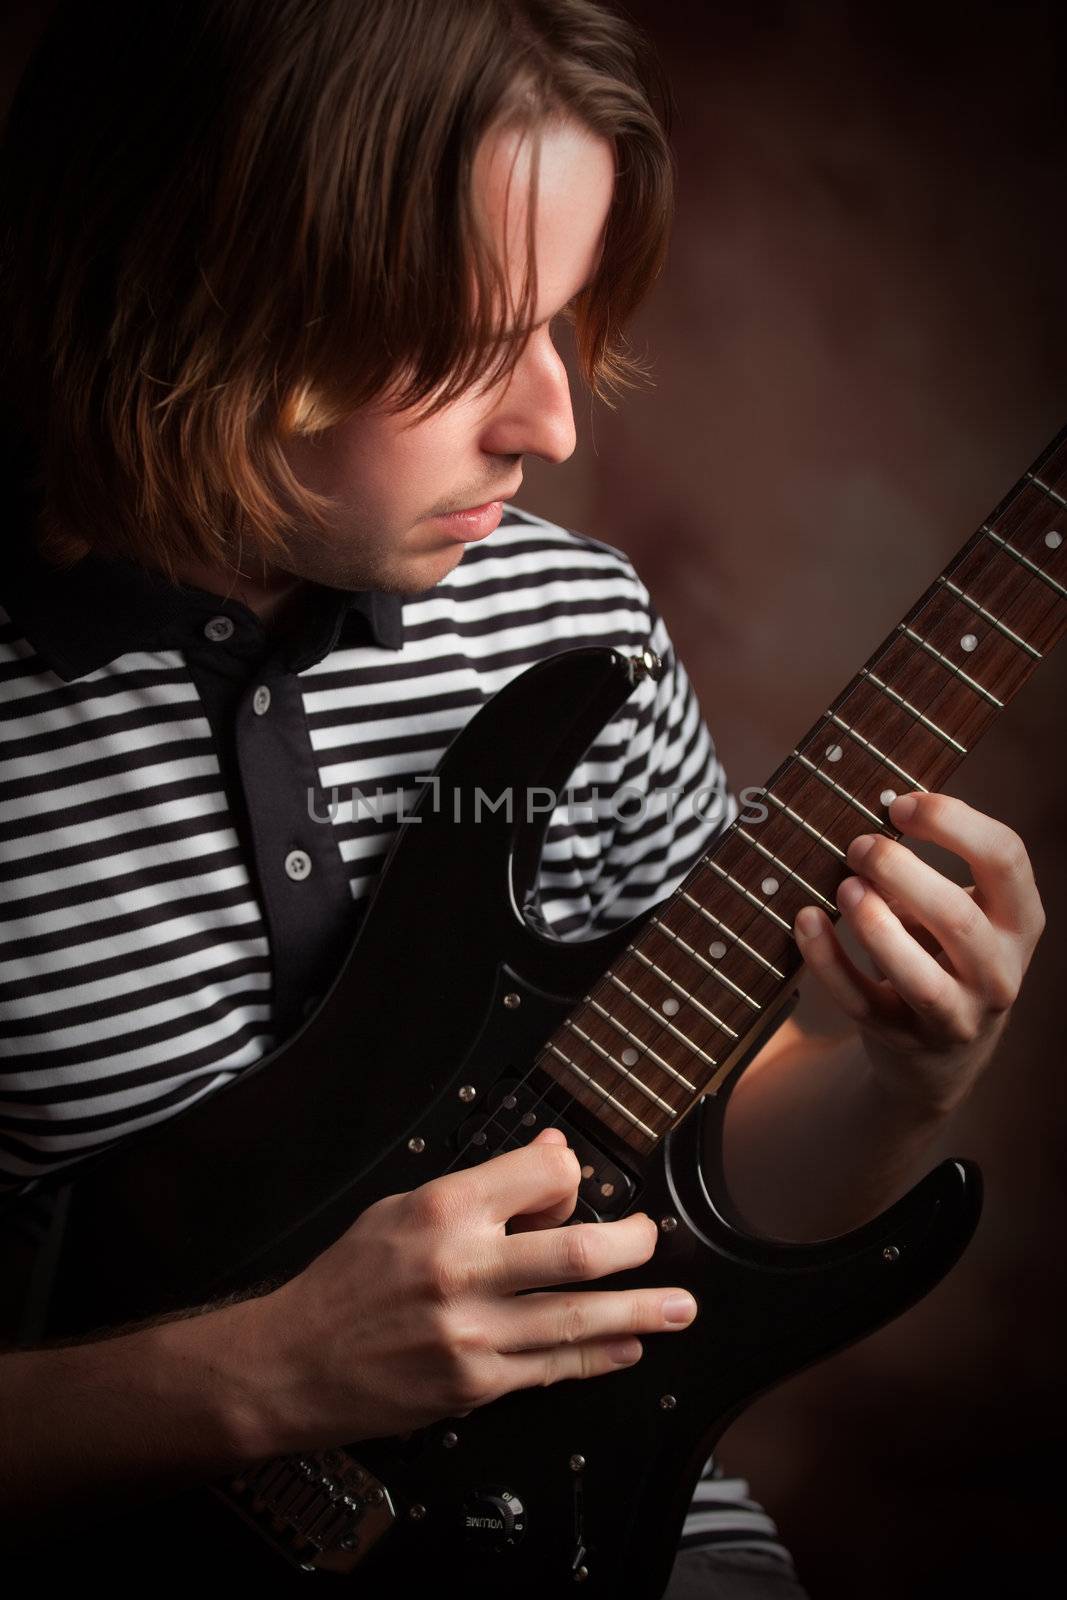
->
<box><xmin>540</xmin><ymin>425</ymin><xmax>1067</xmax><ymax>1152</ymax></box>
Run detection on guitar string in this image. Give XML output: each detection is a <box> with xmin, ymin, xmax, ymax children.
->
<box><xmin>434</xmin><ymin>468</ymin><xmax>1062</xmax><ymax>1192</ymax></box>
<box><xmin>456</xmin><ymin>485</ymin><xmax>1062</xmax><ymax>1186</ymax></box>
<box><xmin>437</xmin><ymin>470</ymin><xmax>1061</xmax><ymax>1185</ymax></box>
<box><xmin>616</xmin><ymin>477</ymin><xmax>1063</xmax><ymax>1102</ymax></box>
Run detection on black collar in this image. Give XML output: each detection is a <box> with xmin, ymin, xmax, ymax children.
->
<box><xmin>0</xmin><ymin>536</ymin><xmax>405</xmax><ymax>681</ymax></box>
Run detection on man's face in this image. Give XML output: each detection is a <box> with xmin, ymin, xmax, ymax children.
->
<box><xmin>276</xmin><ymin>117</ymin><xmax>616</xmax><ymax>595</ymax></box>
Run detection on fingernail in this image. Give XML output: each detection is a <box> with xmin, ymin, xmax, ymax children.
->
<box><xmin>608</xmin><ymin>1338</ymin><xmax>643</xmax><ymax>1364</ymax></box>
<box><xmin>848</xmin><ymin>833</ymin><xmax>876</xmax><ymax>864</ymax></box>
<box><xmin>663</xmin><ymin>1292</ymin><xmax>697</xmax><ymax>1325</ymax></box>
<box><xmin>795</xmin><ymin>907</ymin><xmax>822</xmax><ymax>940</ymax></box>
<box><xmin>891</xmin><ymin>793</ymin><xmax>918</xmax><ymax>824</ymax></box>
<box><xmin>838</xmin><ymin>876</ymin><xmax>866</xmax><ymax>909</ymax></box>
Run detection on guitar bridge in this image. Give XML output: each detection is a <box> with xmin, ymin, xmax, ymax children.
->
<box><xmin>219</xmin><ymin>1446</ymin><xmax>396</xmax><ymax>1573</ymax></box>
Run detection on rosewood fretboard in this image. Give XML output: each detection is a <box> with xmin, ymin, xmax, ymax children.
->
<box><xmin>540</xmin><ymin>425</ymin><xmax>1067</xmax><ymax>1152</ymax></box>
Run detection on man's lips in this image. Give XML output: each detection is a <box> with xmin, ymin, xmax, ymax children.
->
<box><xmin>443</xmin><ymin>479</ymin><xmax>523</xmax><ymax>516</ymax></box>
<box><xmin>426</xmin><ymin>480</ymin><xmax>522</xmax><ymax>543</ymax></box>
<box><xmin>430</xmin><ymin>500</ymin><xmax>508</xmax><ymax>542</ymax></box>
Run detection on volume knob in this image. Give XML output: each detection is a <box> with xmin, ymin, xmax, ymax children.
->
<box><xmin>462</xmin><ymin>1486</ymin><xmax>526</xmax><ymax>1552</ymax></box>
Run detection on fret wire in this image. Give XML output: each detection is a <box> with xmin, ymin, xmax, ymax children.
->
<box><xmin>1025</xmin><ymin>469</ymin><xmax>1067</xmax><ymax>508</ymax></box>
<box><xmin>792</xmin><ymin>750</ymin><xmax>888</xmax><ymax>826</ymax></box>
<box><xmin>545</xmin><ymin>1043</ymin><xmax>658</xmax><ymax>1138</ymax></box>
<box><xmin>606</xmin><ymin>972</ymin><xmax>719</xmax><ymax>1068</ymax></box>
<box><xmin>898</xmin><ymin>623</ymin><xmax>1004</xmax><ymax>708</ymax></box>
<box><xmin>747</xmin><ymin>490</ymin><xmax>1047</xmax><ymax>1064</ymax></box>
<box><xmin>824</xmin><ymin>711</ymin><xmax>928</xmax><ymax>793</ymax></box>
<box><xmin>763</xmin><ymin>788</ymin><xmax>847</xmax><ymax>861</ymax></box>
<box><xmin>735</xmin><ymin>823</ymin><xmax>837</xmax><ymax>913</ymax></box>
<box><xmin>773</xmin><ymin>491</ymin><xmax>1045</xmax><ymax>1004</ymax></box>
<box><xmin>859</xmin><ymin>668</ymin><xmax>968</xmax><ymax>754</ymax></box>
<box><xmin>702</xmin><ymin>857</ymin><xmax>793</xmax><ymax>934</ymax></box>
<box><xmin>537</xmin><ymin>435</ymin><xmax>1065</xmax><ymax>1150</ymax></box>
<box><xmin>626</xmin><ymin>943</ymin><xmax>740</xmax><ymax>1038</ymax></box>
<box><xmin>938</xmin><ymin>575</ymin><xmax>1042</xmax><ymax>659</ymax></box>
<box><xmin>585</xmin><ymin>996</ymin><xmax>698</xmax><ymax>1091</ymax></box>
<box><xmin>770</xmin><ymin>530</ymin><xmax>990</xmax><ymax>984</ymax></box>
<box><xmin>563</xmin><ymin>1018</ymin><xmax>677</xmax><ymax>1115</ymax></box>
<box><xmin>983</xmin><ymin>526</ymin><xmax>1067</xmax><ymax>601</ymax></box>
<box><xmin>814</xmin><ymin>531</ymin><xmax>1016</xmax><ymax>834</ymax></box>
<box><xmin>650</xmin><ymin>916</ymin><xmax>764</xmax><ymax>1011</ymax></box>
<box><xmin>680</xmin><ymin>890</ymin><xmax>786</xmax><ymax>978</ymax></box>
<box><xmin>769</xmin><ymin>462</ymin><xmax>1053</xmax><ymax>1034</ymax></box>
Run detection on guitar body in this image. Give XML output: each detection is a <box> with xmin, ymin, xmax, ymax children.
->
<box><xmin>11</xmin><ymin>647</ymin><xmax>982</xmax><ymax>1594</ymax></box>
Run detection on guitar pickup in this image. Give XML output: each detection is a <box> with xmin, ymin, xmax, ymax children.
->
<box><xmin>456</xmin><ymin>1078</ymin><xmax>637</xmax><ymax>1221</ymax></box>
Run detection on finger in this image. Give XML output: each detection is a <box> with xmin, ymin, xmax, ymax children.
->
<box><xmin>509</xmin><ymin>1126</ymin><xmax>580</xmax><ymax>1232</ymax></box>
<box><xmin>496</xmin><ymin>1286</ymin><xmax>698</xmax><ymax>1353</ymax></box>
<box><xmin>834</xmin><ymin>877</ymin><xmax>973</xmax><ymax>1031</ymax></box>
<box><xmin>844</xmin><ymin>832</ymin><xmax>1003</xmax><ymax>993</ymax></box>
<box><xmin>888</xmin><ymin>792</ymin><xmax>1043</xmax><ymax>941</ymax></box>
<box><xmin>420</xmin><ymin>1136</ymin><xmax>580</xmax><ymax>1228</ymax></box>
<box><xmin>500</xmin><ymin>1334</ymin><xmax>645</xmax><ymax>1393</ymax></box>
<box><xmin>888</xmin><ymin>885</ymin><xmax>984</xmax><ymax>959</ymax></box>
<box><xmin>794</xmin><ymin>905</ymin><xmax>907</xmax><ymax>1027</ymax></box>
<box><xmin>531</xmin><ymin>1127</ymin><xmax>568</xmax><ymax>1146</ymax></box>
<box><xmin>490</xmin><ymin>1211</ymin><xmax>659</xmax><ymax>1295</ymax></box>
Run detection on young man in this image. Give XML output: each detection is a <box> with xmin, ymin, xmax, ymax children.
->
<box><xmin>0</xmin><ymin>2</ymin><xmax>1045</xmax><ymax>1594</ymax></box>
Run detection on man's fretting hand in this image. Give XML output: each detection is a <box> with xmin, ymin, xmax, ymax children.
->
<box><xmin>241</xmin><ymin>1127</ymin><xmax>698</xmax><ymax>1455</ymax></box>
<box><xmin>793</xmin><ymin>791</ymin><xmax>1046</xmax><ymax>1114</ymax></box>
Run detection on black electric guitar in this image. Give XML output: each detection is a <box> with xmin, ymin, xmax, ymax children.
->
<box><xmin>4</xmin><ymin>426</ymin><xmax>1066</xmax><ymax>1593</ymax></box>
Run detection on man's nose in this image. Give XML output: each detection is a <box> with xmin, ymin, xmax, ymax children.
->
<box><xmin>480</xmin><ymin>332</ymin><xmax>577</xmax><ymax>466</ymax></box>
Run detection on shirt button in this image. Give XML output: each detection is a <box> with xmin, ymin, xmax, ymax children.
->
<box><xmin>204</xmin><ymin>615</ymin><xmax>235</xmax><ymax>642</ymax></box>
<box><xmin>285</xmin><ymin>849</ymin><xmax>312</xmax><ymax>882</ymax></box>
<box><xmin>252</xmin><ymin>684</ymin><xmax>272</xmax><ymax>716</ymax></box>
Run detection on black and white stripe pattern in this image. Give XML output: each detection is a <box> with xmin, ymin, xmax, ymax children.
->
<box><xmin>0</xmin><ymin>504</ymin><xmax>793</xmax><ymax>1562</ymax></box>
<box><xmin>679</xmin><ymin>1458</ymin><xmax>798</xmax><ymax>1561</ymax></box>
<box><xmin>0</xmin><ymin>507</ymin><xmax>733</xmax><ymax>1186</ymax></box>
<box><xmin>304</xmin><ymin>515</ymin><xmax>731</xmax><ymax>933</ymax></box>
<box><xmin>0</xmin><ymin>644</ymin><xmax>274</xmax><ymax>1178</ymax></box>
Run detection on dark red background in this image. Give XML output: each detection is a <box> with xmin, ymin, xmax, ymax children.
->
<box><xmin>522</xmin><ymin>6</ymin><xmax>1067</xmax><ymax>1593</ymax></box>
<box><xmin>3</xmin><ymin>4</ymin><xmax>1065</xmax><ymax>1594</ymax></box>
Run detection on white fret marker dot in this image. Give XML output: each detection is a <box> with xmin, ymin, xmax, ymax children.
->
<box><xmin>621</xmin><ymin>1047</ymin><xmax>639</xmax><ymax>1067</ymax></box>
<box><xmin>761</xmin><ymin>877</ymin><xmax>779</xmax><ymax>895</ymax></box>
<box><xmin>1046</xmin><ymin>529</ymin><xmax>1062</xmax><ymax>549</ymax></box>
<box><xmin>708</xmin><ymin>940</ymin><xmax>727</xmax><ymax>960</ymax></box>
<box><xmin>825</xmin><ymin>743</ymin><xmax>843</xmax><ymax>762</ymax></box>
<box><xmin>960</xmin><ymin>633</ymin><xmax>978</xmax><ymax>652</ymax></box>
<box><xmin>661</xmin><ymin>996</ymin><xmax>680</xmax><ymax>1016</ymax></box>
<box><xmin>880</xmin><ymin>789</ymin><xmax>897</xmax><ymax>806</ymax></box>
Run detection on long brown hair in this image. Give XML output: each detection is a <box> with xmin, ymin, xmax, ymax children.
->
<box><xmin>1</xmin><ymin>0</ymin><xmax>674</xmax><ymax>581</ymax></box>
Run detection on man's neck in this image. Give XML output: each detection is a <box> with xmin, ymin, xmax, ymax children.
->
<box><xmin>169</xmin><ymin>554</ymin><xmax>307</xmax><ymax>632</ymax></box>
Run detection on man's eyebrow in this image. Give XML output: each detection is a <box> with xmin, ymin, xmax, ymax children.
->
<box><xmin>497</xmin><ymin>289</ymin><xmax>583</xmax><ymax>341</ymax></box>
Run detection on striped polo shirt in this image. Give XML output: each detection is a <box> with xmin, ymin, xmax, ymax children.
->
<box><xmin>0</xmin><ymin>504</ymin><xmax>737</xmax><ymax>1187</ymax></box>
<box><xmin>0</xmin><ymin>500</ymin><xmax>795</xmax><ymax>1569</ymax></box>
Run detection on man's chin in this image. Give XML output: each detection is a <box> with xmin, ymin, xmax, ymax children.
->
<box><xmin>307</xmin><ymin>542</ymin><xmax>467</xmax><ymax>598</ymax></box>
<box><xmin>390</xmin><ymin>543</ymin><xmax>468</xmax><ymax>594</ymax></box>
